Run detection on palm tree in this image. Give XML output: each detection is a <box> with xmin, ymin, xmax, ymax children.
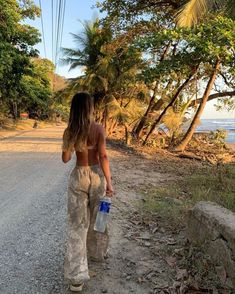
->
<box><xmin>61</xmin><ymin>19</ymin><xmax>111</xmax><ymax>72</ymax></box>
<box><xmin>176</xmin><ymin>0</ymin><xmax>235</xmax><ymax>27</ymax></box>
<box><xmin>61</xmin><ymin>19</ymin><xmax>145</xmax><ymax>133</ymax></box>
<box><xmin>61</xmin><ymin>19</ymin><xmax>113</xmax><ymax>108</ymax></box>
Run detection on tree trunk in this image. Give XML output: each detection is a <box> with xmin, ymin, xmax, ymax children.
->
<box><xmin>188</xmin><ymin>90</ymin><xmax>235</xmax><ymax>108</ymax></box>
<box><xmin>125</xmin><ymin>124</ymin><xmax>131</xmax><ymax>145</ymax></box>
<box><xmin>10</xmin><ymin>100</ymin><xmax>18</xmax><ymax>120</ymax></box>
<box><xmin>132</xmin><ymin>43</ymin><xmax>172</xmax><ymax>138</ymax></box>
<box><xmin>107</xmin><ymin>119</ymin><xmax>117</xmax><ymax>135</ymax></box>
<box><xmin>174</xmin><ymin>59</ymin><xmax>221</xmax><ymax>152</ymax></box>
<box><xmin>101</xmin><ymin>104</ymin><xmax>108</xmax><ymax>130</ymax></box>
<box><xmin>132</xmin><ymin>94</ymin><xmax>155</xmax><ymax>138</ymax></box>
<box><xmin>143</xmin><ymin>71</ymin><xmax>195</xmax><ymax>145</ymax></box>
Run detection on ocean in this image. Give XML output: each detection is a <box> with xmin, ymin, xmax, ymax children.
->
<box><xmin>196</xmin><ymin>118</ymin><xmax>235</xmax><ymax>143</ymax></box>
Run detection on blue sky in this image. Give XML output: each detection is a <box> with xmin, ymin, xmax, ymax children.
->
<box><xmin>27</xmin><ymin>1</ymin><xmax>234</xmax><ymax>119</ymax></box>
<box><xmin>27</xmin><ymin>0</ymin><xmax>101</xmax><ymax>78</ymax></box>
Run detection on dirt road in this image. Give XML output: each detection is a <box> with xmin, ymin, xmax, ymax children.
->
<box><xmin>0</xmin><ymin>126</ymin><xmax>169</xmax><ymax>294</ymax></box>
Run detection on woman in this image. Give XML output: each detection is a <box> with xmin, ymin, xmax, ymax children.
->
<box><xmin>62</xmin><ymin>92</ymin><xmax>114</xmax><ymax>292</ymax></box>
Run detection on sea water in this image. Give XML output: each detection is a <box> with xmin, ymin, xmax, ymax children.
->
<box><xmin>196</xmin><ymin>118</ymin><xmax>235</xmax><ymax>143</ymax></box>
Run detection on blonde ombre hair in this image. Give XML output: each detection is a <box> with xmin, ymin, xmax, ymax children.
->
<box><xmin>65</xmin><ymin>92</ymin><xmax>94</xmax><ymax>151</ymax></box>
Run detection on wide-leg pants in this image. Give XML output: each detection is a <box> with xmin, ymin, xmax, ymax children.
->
<box><xmin>64</xmin><ymin>165</ymin><xmax>108</xmax><ymax>284</ymax></box>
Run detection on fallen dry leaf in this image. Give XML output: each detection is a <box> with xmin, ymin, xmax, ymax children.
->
<box><xmin>176</xmin><ymin>268</ymin><xmax>188</xmax><ymax>281</ymax></box>
<box><xmin>165</xmin><ymin>256</ymin><xmax>177</xmax><ymax>268</ymax></box>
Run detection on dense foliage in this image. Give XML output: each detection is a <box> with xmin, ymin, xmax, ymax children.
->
<box><xmin>0</xmin><ymin>0</ymin><xmax>65</xmax><ymax>120</ymax></box>
<box><xmin>93</xmin><ymin>0</ymin><xmax>235</xmax><ymax>150</ymax></box>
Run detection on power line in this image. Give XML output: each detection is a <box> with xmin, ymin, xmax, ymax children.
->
<box><xmin>54</xmin><ymin>0</ymin><xmax>66</xmax><ymax>71</ymax></box>
<box><xmin>39</xmin><ymin>0</ymin><xmax>47</xmax><ymax>58</ymax></box>
<box><xmin>60</xmin><ymin>0</ymin><xmax>67</xmax><ymax>50</ymax></box>
<box><xmin>53</xmin><ymin>0</ymin><xmax>58</xmax><ymax>65</ymax></box>
<box><xmin>48</xmin><ymin>0</ymin><xmax>67</xmax><ymax>70</ymax></box>
<box><xmin>52</xmin><ymin>0</ymin><xmax>54</xmax><ymax>62</ymax></box>
<box><xmin>55</xmin><ymin>0</ymin><xmax>62</xmax><ymax>68</ymax></box>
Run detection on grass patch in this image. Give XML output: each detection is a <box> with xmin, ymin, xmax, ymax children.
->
<box><xmin>140</xmin><ymin>186</ymin><xmax>188</xmax><ymax>221</ymax></box>
<box><xmin>139</xmin><ymin>163</ymin><xmax>235</xmax><ymax>224</ymax></box>
<box><xmin>183</xmin><ymin>164</ymin><xmax>235</xmax><ymax>211</ymax></box>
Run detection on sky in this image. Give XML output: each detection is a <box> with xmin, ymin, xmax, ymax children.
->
<box><xmin>27</xmin><ymin>0</ymin><xmax>100</xmax><ymax>78</ymax></box>
<box><xmin>26</xmin><ymin>0</ymin><xmax>235</xmax><ymax>120</ymax></box>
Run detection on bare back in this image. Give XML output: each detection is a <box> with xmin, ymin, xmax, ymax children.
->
<box><xmin>75</xmin><ymin>122</ymin><xmax>104</xmax><ymax>167</ymax></box>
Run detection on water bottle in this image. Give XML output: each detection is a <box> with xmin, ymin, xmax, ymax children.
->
<box><xmin>94</xmin><ymin>197</ymin><xmax>111</xmax><ymax>233</ymax></box>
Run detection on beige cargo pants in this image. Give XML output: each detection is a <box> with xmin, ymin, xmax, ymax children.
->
<box><xmin>64</xmin><ymin>165</ymin><xmax>108</xmax><ymax>284</ymax></box>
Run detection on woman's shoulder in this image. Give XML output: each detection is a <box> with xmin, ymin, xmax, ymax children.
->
<box><xmin>92</xmin><ymin>122</ymin><xmax>105</xmax><ymax>134</ymax></box>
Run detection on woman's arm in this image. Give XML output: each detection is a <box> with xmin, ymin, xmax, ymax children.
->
<box><xmin>62</xmin><ymin>150</ymin><xmax>72</xmax><ymax>163</ymax></box>
<box><xmin>61</xmin><ymin>128</ymin><xmax>73</xmax><ymax>163</ymax></box>
<box><xmin>98</xmin><ymin>126</ymin><xmax>114</xmax><ymax>196</ymax></box>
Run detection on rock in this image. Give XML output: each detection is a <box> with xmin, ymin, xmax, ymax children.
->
<box><xmin>187</xmin><ymin>201</ymin><xmax>235</xmax><ymax>289</ymax></box>
<box><xmin>144</xmin><ymin>242</ymin><xmax>151</xmax><ymax>247</ymax></box>
<box><xmin>139</xmin><ymin>232</ymin><xmax>151</xmax><ymax>240</ymax></box>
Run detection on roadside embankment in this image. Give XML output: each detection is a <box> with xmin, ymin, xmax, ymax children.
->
<box><xmin>188</xmin><ymin>201</ymin><xmax>235</xmax><ymax>289</ymax></box>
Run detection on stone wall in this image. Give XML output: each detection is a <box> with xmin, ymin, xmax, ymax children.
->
<box><xmin>187</xmin><ymin>201</ymin><xmax>235</xmax><ymax>289</ymax></box>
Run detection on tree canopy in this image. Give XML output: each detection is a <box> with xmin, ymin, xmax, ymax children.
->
<box><xmin>93</xmin><ymin>1</ymin><xmax>235</xmax><ymax>150</ymax></box>
<box><xmin>0</xmin><ymin>0</ymin><xmax>63</xmax><ymax>120</ymax></box>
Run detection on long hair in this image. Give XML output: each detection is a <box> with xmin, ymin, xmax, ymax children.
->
<box><xmin>67</xmin><ymin>92</ymin><xmax>94</xmax><ymax>150</ymax></box>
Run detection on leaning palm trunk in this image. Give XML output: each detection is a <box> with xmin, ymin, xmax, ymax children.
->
<box><xmin>132</xmin><ymin>43</ymin><xmax>172</xmax><ymax>138</ymax></box>
<box><xmin>174</xmin><ymin>58</ymin><xmax>221</xmax><ymax>152</ymax></box>
<box><xmin>133</xmin><ymin>92</ymin><xmax>155</xmax><ymax>138</ymax></box>
<box><xmin>143</xmin><ymin>71</ymin><xmax>196</xmax><ymax>145</ymax></box>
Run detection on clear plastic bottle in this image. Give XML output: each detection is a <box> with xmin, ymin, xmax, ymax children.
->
<box><xmin>94</xmin><ymin>197</ymin><xmax>111</xmax><ymax>233</ymax></box>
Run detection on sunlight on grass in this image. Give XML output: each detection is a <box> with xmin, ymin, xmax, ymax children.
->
<box><xmin>140</xmin><ymin>164</ymin><xmax>235</xmax><ymax>224</ymax></box>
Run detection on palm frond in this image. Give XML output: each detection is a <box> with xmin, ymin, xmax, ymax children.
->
<box><xmin>69</xmin><ymin>61</ymin><xmax>87</xmax><ymax>71</ymax></box>
<box><xmin>61</xmin><ymin>47</ymin><xmax>83</xmax><ymax>57</ymax></box>
<box><xmin>176</xmin><ymin>0</ymin><xmax>235</xmax><ymax>27</ymax></box>
<box><xmin>59</xmin><ymin>56</ymin><xmax>86</xmax><ymax>69</ymax></box>
<box><xmin>69</xmin><ymin>33</ymin><xmax>88</xmax><ymax>48</ymax></box>
<box><xmin>176</xmin><ymin>0</ymin><xmax>209</xmax><ymax>27</ymax></box>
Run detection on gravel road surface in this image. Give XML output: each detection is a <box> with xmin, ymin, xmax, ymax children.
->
<box><xmin>0</xmin><ymin>126</ymin><xmax>73</xmax><ymax>293</ymax></box>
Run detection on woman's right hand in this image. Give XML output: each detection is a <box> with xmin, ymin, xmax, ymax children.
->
<box><xmin>106</xmin><ymin>182</ymin><xmax>114</xmax><ymax>197</ymax></box>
